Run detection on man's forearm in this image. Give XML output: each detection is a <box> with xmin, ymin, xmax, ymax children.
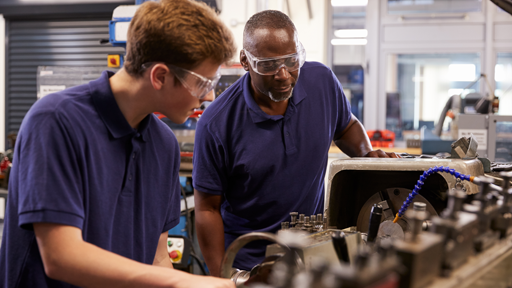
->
<box><xmin>334</xmin><ymin>117</ymin><xmax>373</xmax><ymax>157</ymax></box>
<box><xmin>153</xmin><ymin>231</ymin><xmax>174</xmax><ymax>269</ymax></box>
<box><xmin>195</xmin><ymin>209</ymin><xmax>226</xmax><ymax>277</ymax></box>
<box><xmin>34</xmin><ymin>223</ymin><xmax>203</xmax><ymax>288</ymax></box>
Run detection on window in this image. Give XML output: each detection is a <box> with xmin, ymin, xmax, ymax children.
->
<box><xmin>386</xmin><ymin>53</ymin><xmax>481</xmax><ymax>140</ymax></box>
<box><xmin>331</xmin><ymin>4</ymin><xmax>366</xmax><ymax>122</ymax></box>
<box><xmin>495</xmin><ymin>53</ymin><xmax>512</xmax><ymax>115</ymax></box>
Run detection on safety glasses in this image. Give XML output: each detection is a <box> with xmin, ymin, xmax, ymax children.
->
<box><xmin>243</xmin><ymin>43</ymin><xmax>306</xmax><ymax>76</ymax></box>
<box><xmin>142</xmin><ymin>62</ymin><xmax>221</xmax><ymax>100</ymax></box>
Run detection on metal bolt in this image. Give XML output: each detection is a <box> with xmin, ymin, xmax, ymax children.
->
<box><xmin>290</xmin><ymin>212</ymin><xmax>298</xmax><ymax>225</ymax></box>
<box><xmin>413</xmin><ymin>202</ymin><xmax>427</xmax><ymax>211</ymax></box>
<box><xmin>406</xmin><ymin>208</ymin><xmax>429</xmax><ymax>242</ymax></box>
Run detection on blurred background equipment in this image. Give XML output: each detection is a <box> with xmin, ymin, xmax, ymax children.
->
<box><xmin>367</xmin><ymin>129</ymin><xmax>396</xmax><ymax>148</ymax></box>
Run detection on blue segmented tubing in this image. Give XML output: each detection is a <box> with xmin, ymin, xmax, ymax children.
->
<box><xmin>392</xmin><ymin>166</ymin><xmax>475</xmax><ymax>223</ymax></box>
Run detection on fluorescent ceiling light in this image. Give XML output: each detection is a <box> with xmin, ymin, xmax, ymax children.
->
<box><xmin>448</xmin><ymin>64</ymin><xmax>476</xmax><ymax>82</ymax></box>
<box><xmin>334</xmin><ymin>29</ymin><xmax>368</xmax><ymax>38</ymax></box>
<box><xmin>331</xmin><ymin>0</ymin><xmax>368</xmax><ymax>7</ymax></box>
<box><xmin>331</xmin><ymin>38</ymin><xmax>367</xmax><ymax>45</ymax></box>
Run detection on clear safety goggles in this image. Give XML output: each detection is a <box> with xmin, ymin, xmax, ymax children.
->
<box><xmin>142</xmin><ymin>62</ymin><xmax>221</xmax><ymax>100</ymax></box>
<box><xmin>243</xmin><ymin>43</ymin><xmax>306</xmax><ymax>76</ymax></box>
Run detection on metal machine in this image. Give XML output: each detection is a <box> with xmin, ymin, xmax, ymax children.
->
<box><xmin>218</xmin><ymin>132</ymin><xmax>512</xmax><ymax>287</ymax></box>
<box><xmin>325</xmin><ymin>157</ymin><xmax>483</xmax><ymax>235</ymax></box>
<box><xmin>220</xmin><ymin>161</ymin><xmax>512</xmax><ymax>288</ymax></box>
<box><xmin>457</xmin><ymin>114</ymin><xmax>512</xmax><ymax>162</ymax></box>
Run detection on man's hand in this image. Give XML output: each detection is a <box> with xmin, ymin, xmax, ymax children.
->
<box><xmin>364</xmin><ymin>149</ymin><xmax>401</xmax><ymax>158</ymax></box>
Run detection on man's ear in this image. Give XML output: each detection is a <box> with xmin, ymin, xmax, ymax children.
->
<box><xmin>149</xmin><ymin>64</ymin><xmax>172</xmax><ymax>90</ymax></box>
<box><xmin>240</xmin><ymin>50</ymin><xmax>250</xmax><ymax>72</ymax></box>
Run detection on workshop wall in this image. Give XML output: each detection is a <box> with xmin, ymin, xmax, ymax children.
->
<box><xmin>218</xmin><ymin>0</ymin><xmax>328</xmax><ymax>64</ymax></box>
<box><xmin>0</xmin><ymin>15</ymin><xmax>5</xmax><ymax>152</ymax></box>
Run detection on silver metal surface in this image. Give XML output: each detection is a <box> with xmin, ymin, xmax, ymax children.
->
<box><xmin>229</xmin><ymin>269</ymin><xmax>251</xmax><ymax>286</ymax></box>
<box><xmin>327</xmin><ymin>158</ymin><xmax>484</xmax><ymax>207</ymax></box>
<box><xmin>377</xmin><ymin>220</ymin><xmax>405</xmax><ymax>240</ymax></box>
<box><xmin>458</xmin><ymin>114</ymin><xmax>512</xmax><ymax>161</ymax></box>
<box><xmin>394</xmin><ymin>232</ymin><xmax>445</xmax><ymax>288</ymax></box>
<box><xmin>425</xmin><ymin>236</ymin><xmax>512</xmax><ymax>288</ymax></box>
<box><xmin>467</xmin><ymin>136</ymin><xmax>479</xmax><ymax>158</ymax></box>
<box><xmin>266</xmin><ymin>229</ymin><xmax>345</xmax><ymax>269</ymax></box>
<box><xmin>356</xmin><ymin>189</ymin><xmax>437</xmax><ymax>234</ymax></box>
<box><xmin>220</xmin><ymin>232</ymin><xmax>282</xmax><ymax>280</ymax></box>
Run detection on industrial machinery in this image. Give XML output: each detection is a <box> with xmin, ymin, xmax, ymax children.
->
<box><xmin>219</xmin><ymin>132</ymin><xmax>512</xmax><ymax>287</ymax></box>
<box><xmin>219</xmin><ymin>165</ymin><xmax>512</xmax><ymax>288</ymax></box>
<box><xmin>457</xmin><ymin>114</ymin><xmax>512</xmax><ymax>162</ymax></box>
<box><xmin>326</xmin><ymin>157</ymin><xmax>483</xmax><ymax>235</ymax></box>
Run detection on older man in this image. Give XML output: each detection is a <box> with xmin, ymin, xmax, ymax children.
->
<box><xmin>193</xmin><ymin>10</ymin><xmax>397</xmax><ymax>276</ymax></box>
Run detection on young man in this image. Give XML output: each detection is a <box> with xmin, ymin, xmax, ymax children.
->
<box><xmin>193</xmin><ymin>10</ymin><xmax>398</xmax><ymax>276</ymax></box>
<box><xmin>0</xmin><ymin>0</ymin><xmax>236</xmax><ymax>287</ymax></box>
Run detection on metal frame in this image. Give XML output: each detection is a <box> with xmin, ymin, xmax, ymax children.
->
<box><xmin>488</xmin><ymin>115</ymin><xmax>512</xmax><ymax>162</ymax></box>
<box><xmin>326</xmin><ymin>158</ymin><xmax>485</xmax><ymax>207</ymax></box>
<box><xmin>457</xmin><ymin>114</ymin><xmax>512</xmax><ymax>161</ymax></box>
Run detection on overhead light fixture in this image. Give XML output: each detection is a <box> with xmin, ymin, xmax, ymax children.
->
<box><xmin>331</xmin><ymin>0</ymin><xmax>368</xmax><ymax>7</ymax></box>
<box><xmin>331</xmin><ymin>39</ymin><xmax>367</xmax><ymax>45</ymax></box>
<box><xmin>334</xmin><ymin>29</ymin><xmax>368</xmax><ymax>38</ymax></box>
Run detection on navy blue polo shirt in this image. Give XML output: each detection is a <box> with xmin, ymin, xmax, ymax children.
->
<box><xmin>0</xmin><ymin>71</ymin><xmax>181</xmax><ymax>288</ymax></box>
<box><xmin>193</xmin><ymin>61</ymin><xmax>351</xmax><ymax>270</ymax></box>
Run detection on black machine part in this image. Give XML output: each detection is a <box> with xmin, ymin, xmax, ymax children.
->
<box><xmin>367</xmin><ymin>204</ymin><xmax>383</xmax><ymax>243</ymax></box>
<box><xmin>491</xmin><ymin>0</ymin><xmax>512</xmax><ymax>15</ymax></box>
<box><xmin>331</xmin><ymin>231</ymin><xmax>350</xmax><ymax>263</ymax></box>
<box><xmin>357</xmin><ymin>188</ymin><xmax>439</xmax><ymax>236</ymax></box>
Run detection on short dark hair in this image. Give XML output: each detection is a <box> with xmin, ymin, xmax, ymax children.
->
<box><xmin>243</xmin><ymin>10</ymin><xmax>297</xmax><ymax>49</ymax></box>
<box><xmin>124</xmin><ymin>0</ymin><xmax>236</xmax><ymax>77</ymax></box>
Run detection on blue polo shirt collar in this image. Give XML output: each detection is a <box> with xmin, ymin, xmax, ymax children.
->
<box><xmin>90</xmin><ymin>71</ymin><xmax>151</xmax><ymax>141</ymax></box>
<box><xmin>243</xmin><ymin>72</ymin><xmax>308</xmax><ymax>124</ymax></box>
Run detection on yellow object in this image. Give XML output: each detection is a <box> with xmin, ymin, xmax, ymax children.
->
<box><xmin>393</xmin><ymin>213</ymin><xmax>401</xmax><ymax>223</ymax></box>
<box><xmin>169</xmin><ymin>250</ymin><xmax>182</xmax><ymax>263</ymax></box>
<box><xmin>107</xmin><ymin>54</ymin><xmax>121</xmax><ymax>68</ymax></box>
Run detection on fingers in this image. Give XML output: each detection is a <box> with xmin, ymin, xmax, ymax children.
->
<box><xmin>387</xmin><ymin>152</ymin><xmax>401</xmax><ymax>158</ymax></box>
<box><xmin>364</xmin><ymin>150</ymin><xmax>401</xmax><ymax>158</ymax></box>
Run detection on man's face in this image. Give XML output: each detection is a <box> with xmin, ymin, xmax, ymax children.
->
<box><xmin>241</xmin><ymin>27</ymin><xmax>300</xmax><ymax>102</ymax></box>
<box><xmin>159</xmin><ymin>59</ymin><xmax>218</xmax><ymax>124</ymax></box>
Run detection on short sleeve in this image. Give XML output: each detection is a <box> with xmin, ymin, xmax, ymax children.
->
<box><xmin>16</xmin><ymin>109</ymin><xmax>85</xmax><ymax>230</ymax></box>
<box><xmin>162</xmin><ymin>142</ymin><xmax>182</xmax><ymax>232</ymax></box>
<box><xmin>192</xmin><ymin>121</ymin><xmax>227</xmax><ymax>195</ymax></box>
<box><xmin>331</xmin><ymin>70</ymin><xmax>352</xmax><ymax>137</ymax></box>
